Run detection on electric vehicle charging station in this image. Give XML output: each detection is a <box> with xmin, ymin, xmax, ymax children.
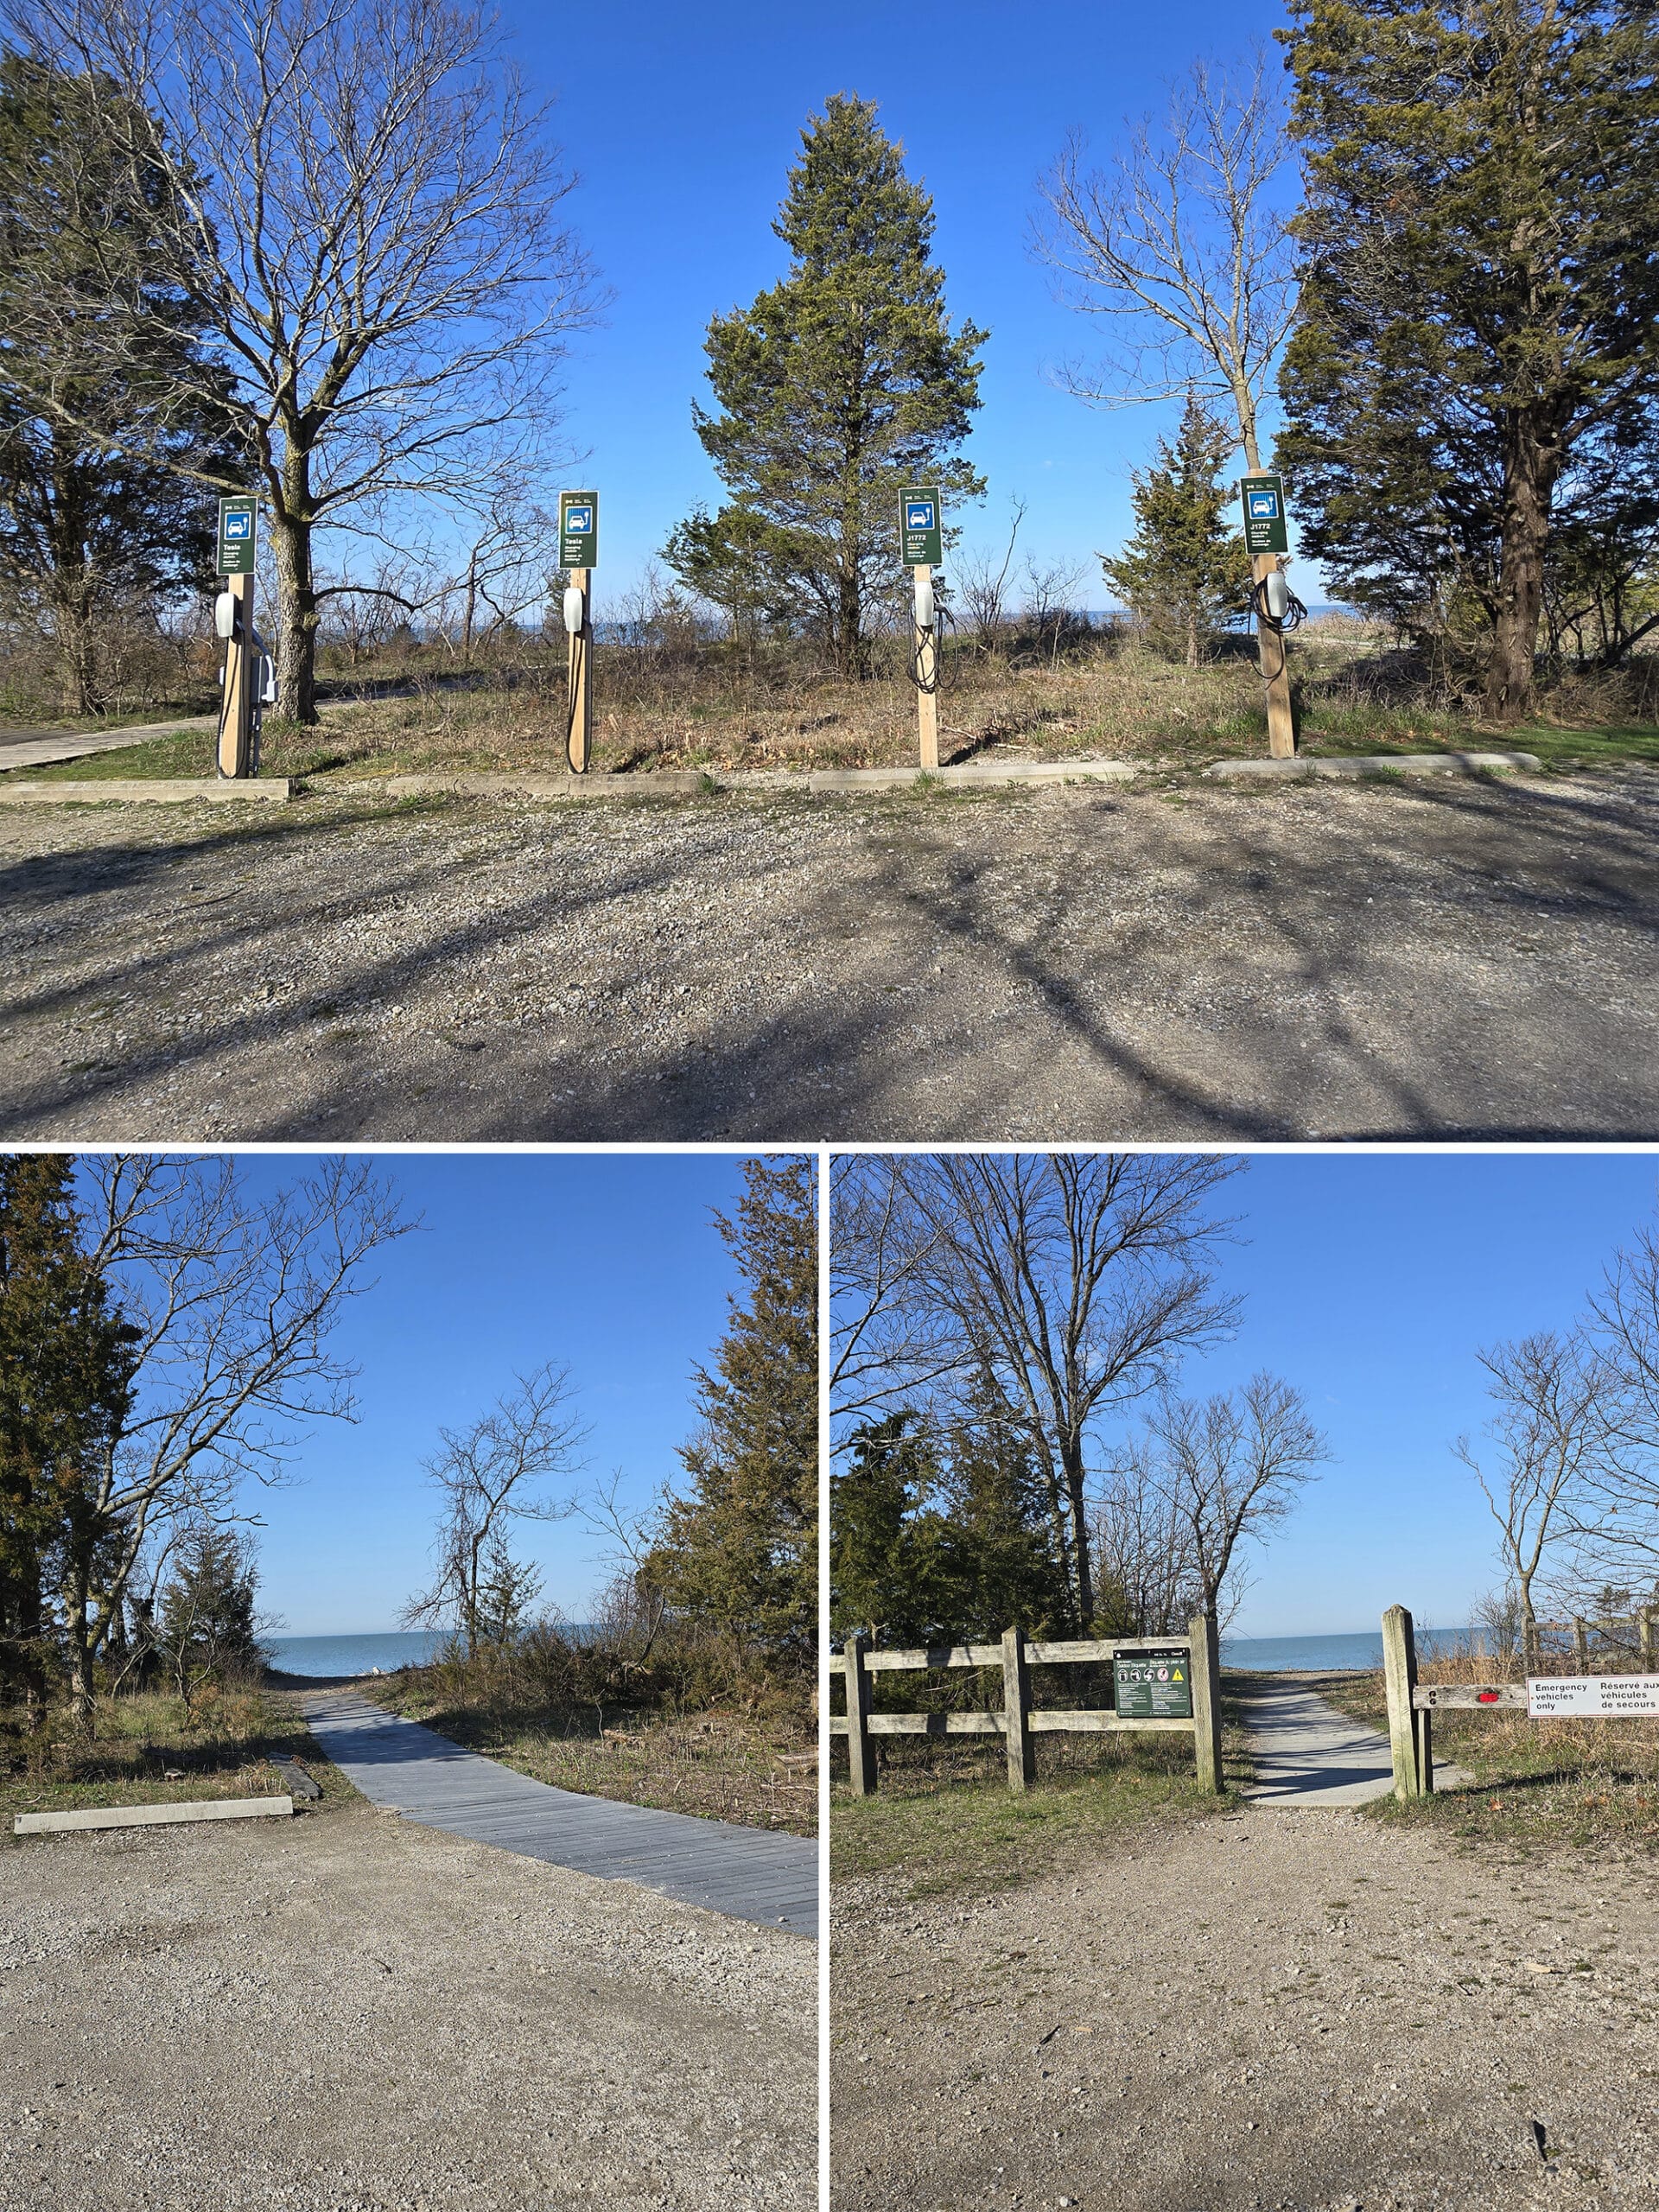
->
<box><xmin>214</xmin><ymin>495</ymin><xmax>268</xmax><ymax>778</ymax></box>
<box><xmin>1238</xmin><ymin>473</ymin><xmax>1297</xmax><ymax>759</ymax></box>
<box><xmin>900</xmin><ymin>484</ymin><xmax>944</xmax><ymax>769</ymax></box>
<box><xmin>558</xmin><ymin>490</ymin><xmax>599</xmax><ymax>772</ymax></box>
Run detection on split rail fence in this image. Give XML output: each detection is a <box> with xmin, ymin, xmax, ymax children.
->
<box><xmin>830</xmin><ymin>1618</ymin><xmax>1224</xmax><ymax>1796</ymax></box>
<box><xmin>1381</xmin><ymin>1603</ymin><xmax>1659</xmax><ymax>1801</ymax></box>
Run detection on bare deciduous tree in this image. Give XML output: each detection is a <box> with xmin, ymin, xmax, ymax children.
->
<box><xmin>62</xmin><ymin>1154</ymin><xmax>410</xmax><ymax>1726</ymax></box>
<box><xmin>953</xmin><ymin>497</ymin><xmax>1027</xmax><ymax>655</ymax></box>
<box><xmin>1455</xmin><ymin>1329</ymin><xmax>1606</xmax><ymax>1665</ymax></box>
<box><xmin>1034</xmin><ymin>50</ymin><xmax>1300</xmax><ymax>474</ymax></box>
<box><xmin>1108</xmin><ymin>1373</ymin><xmax>1326</xmax><ymax>1627</ymax></box>
<box><xmin>404</xmin><ymin>1364</ymin><xmax>588</xmax><ymax>1656</ymax></box>
<box><xmin>7</xmin><ymin>0</ymin><xmax>600</xmax><ymax>721</ymax></box>
<box><xmin>830</xmin><ymin>1152</ymin><xmax>1243</xmax><ymax>1627</ymax></box>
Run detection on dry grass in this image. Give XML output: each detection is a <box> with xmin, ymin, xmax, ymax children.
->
<box><xmin>365</xmin><ymin>1666</ymin><xmax>817</xmax><ymax>1837</ymax></box>
<box><xmin>0</xmin><ymin>1687</ymin><xmax>344</xmax><ymax>1845</ymax></box>
<box><xmin>12</xmin><ymin>626</ymin><xmax>1659</xmax><ymax>785</ymax></box>
<box><xmin>1322</xmin><ymin>1647</ymin><xmax>1659</xmax><ymax>1859</ymax></box>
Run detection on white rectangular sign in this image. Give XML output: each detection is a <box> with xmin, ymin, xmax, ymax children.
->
<box><xmin>1527</xmin><ymin>1674</ymin><xmax>1659</xmax><ymax>1719</ymax></box>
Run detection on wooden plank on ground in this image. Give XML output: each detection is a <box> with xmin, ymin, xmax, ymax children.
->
<box><xmin>16</xmin><ymin>1796</ymin><xmax>293</xmax><ymax>1835</ymax></box>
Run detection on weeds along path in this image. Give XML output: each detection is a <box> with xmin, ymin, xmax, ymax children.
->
<box><xmin>831</xmin><ymin>1803</ymin><xmax>1659</xmax><ymax>2211</ymax></box>
<box><xmin>3</xmin><ymin>1801</ymin><xmax>814</xmax><ymax>2212</ymax></box>
<box><xmin>304</xmin><ymin>1689</ymin><xmax>818</xmax><ymax>1935</ymax></box>
<box><xmin>1233</xmin><ymin>1669</ymin><xmax>1471</xmax><ymax>1806</ymax></box>
<box><xmin>3</xmin><ymin>772</ymin><xmax>1658</xmax><ymax>1141</ymax></box>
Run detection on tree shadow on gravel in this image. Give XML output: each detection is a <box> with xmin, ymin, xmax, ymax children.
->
<box><xmin>2</xmin><ymin>773</ymin><xmax>1657</xmax><ymax>1141</ymax></box>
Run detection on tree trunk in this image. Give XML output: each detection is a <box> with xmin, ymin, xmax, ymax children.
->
<box><xmin>270</xmin><ymin>458</ymin><xmax>321</xmax><ymax>725</ymax></box>
<box><xmin>1484</xmin><ymin>410</ymin><xmax>1557</xmax><ymax>724</ymax></box>
<box><xmin>1059</xmin><ymin>1440</ymin><xmax>1094</xmax><ymax>1629</ymax></box>
<box><xmin>63</xmin><ymin>1567</ymin><xmax>95</xmax><ymax>1737</ymax></box>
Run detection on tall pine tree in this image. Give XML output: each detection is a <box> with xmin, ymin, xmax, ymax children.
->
<box><xmin>0</xmin><ymin>1156</ymin><xmax>137</xmax><ymax>1724</ymax></box>
<box><xmin>1101</xmin><ymin>396</ymin><xmax>1252</xmax><ymax>665</ymax></box>
<box><xmin>684</xmin><ymin>95</ymin><xmax>987</xmax><ymax>674</ymax></box>
<box><xmin>0</xmin><ymin>57</ymin><xmax>237</xmax><ymax>713</ymax></box>
<box><xmin>1277</xmin><ymin>0</ymin><xmax>1659</xmax><ymax>719</ymax></box>
<box><xmin>646</xmin><ymin>1160</ymin><xmax>817</xmax><ymax>1670</ymax></box>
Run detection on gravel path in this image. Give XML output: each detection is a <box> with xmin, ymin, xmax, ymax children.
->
<box><xmin>3</xmin><ymin>771</ymin><xmax>1657</xmax><ymax>1141</ymax></box>
<box><xmin>1235</xmin><ymin>1674</ymin><xmax>1470</xmax><ymax>1807</ymax></box>
<box><xmin>830</xmin><ymin>1807</ymin><xmax>1659</xmax><ymax>2210</ymax></box>
<box><xmin>304</xmin><ymin>1690</ymin><xmax>817</xmax><ymax>1933</ymax></box>
<box><xmin>2</xmin><ymin>1803</ymin><xmax>815</xmax><ymax>2211</ymax></box>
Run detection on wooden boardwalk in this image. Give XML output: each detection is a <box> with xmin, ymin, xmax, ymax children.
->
<box><xmin>303</xmin><ymin>1690</ymin><xmax>817</xmax><ymax>1936</ymax></box>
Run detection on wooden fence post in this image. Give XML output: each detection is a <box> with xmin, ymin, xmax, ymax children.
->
<box><xmin>1382</xmin><ymin>1605</ymin><xmax>1427</xmax><ymax>1800</ymax></box>
<box><xmin>1573</xmin><ymin>1617</ymin><xmax>1589</xmax><ymax>1674</ymax></box>
<box><xmin>844</xmin><ymin>1636</ymin><xmax>875</xmax><ymax>1797</ymax></box>
<box><xmin>1642</xmin><ymin>1608</ymin><xmax>1656</xmax><ymax>1669</ymax></box>
<box><xmin>1001</xmin><ymin>1624</ymin><xmax>1033</xmax><ymax>1792</ymax></box>
<box><xmin>1188</xmin><ymin>1613</ymin><xmax>1224</xmax><ymax>1794</ymax></box>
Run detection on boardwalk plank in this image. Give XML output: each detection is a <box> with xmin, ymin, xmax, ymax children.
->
<box><xmin>304</xmin><ymin>1691</ymin><xmax>817</xmax><ymax>1936</ymax></box>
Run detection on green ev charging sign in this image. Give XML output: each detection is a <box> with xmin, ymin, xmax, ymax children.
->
<box><xmin>1240</xmin><ymin>474</ymin><xmax>1288</xmax><ymax>556</ymax></box>
<box><xmin>216</xmin><ymin>496</ymin><xmax>257</xmax><ymax>576</ymax></box>
<box><xmin>559</xmin><ymin>490</ymin><xmax>600</xmax><ymax>569</ymax></box>
<box><xmin>1113</xmin><ymin>1647</ymin><xmax>1195</xmax><ymax>1721</ymax></box>
<box><xmin>900</xmin><ymin>484</ymin><xmax>944</xmax><ymax>569</ymax></box>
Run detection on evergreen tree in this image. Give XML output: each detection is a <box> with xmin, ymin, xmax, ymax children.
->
<box><xmin>935</xmin><ymin>1376</ymin><xmax>1068</xmax><ymax>1638</ymax></box>
<box><xmin>830</xmin><ymin>1413</ymin><xmax>952</xmax><ymax>1643</ymax></box>
<box><xmin>688</xmin><ymin>94</ymin><xmax>987</xmax><ymax>675</ymax></box>
<box><xmin>1276</xmin><ymin>0</ymin><xmax>1659</xmax><ymax>720</ymax></box>
<box><xmin>156</xmin><ymin>1520</ymin><xmax>263</xmax><ymax>1705</ymax></box>
<box><xmin>1101</xmin><ymin>396</ymin><xmax>1253</xmax><ymax>665</ymax></box>
<box><xmin>0</xmin><ymin>56</ymin><xmax>237</xmax><ymax>713</ymax></box>
<box><xmin>646</xmin><ymin>1160</ymin><xmax>817</xmax><ymax>1669</ymax></box>
<box><xmin>0</xmin><ymin>1155</ymin><xmax>137</xmax><ymax>1722</ymax></box>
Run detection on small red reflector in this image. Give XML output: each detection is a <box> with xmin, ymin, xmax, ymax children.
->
<box><xmin>1477</xmin><ymin>1690</ymin><xmax>1499</xmax><ymax>1703</ymax></box>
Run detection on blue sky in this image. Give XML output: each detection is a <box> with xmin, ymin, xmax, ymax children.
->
<box><xmin>1178</xmin><ymin>1153</ymin><xmax>1659</xmax><ymax>1637</ymax></box>
<box><xmin>98</xmin><ymin>1148</ymin><xmax>1659</xmax><ymax>1643</ymax></box>
<box><xmin>118</xmin><ymin>1151</ymin><xmax>778</xmax><ymax>1637</ymax></box>
<box><xmin>491</xmin><ymin>0</ymin><xmax>1306</xmax><ymax>607</ymax></box>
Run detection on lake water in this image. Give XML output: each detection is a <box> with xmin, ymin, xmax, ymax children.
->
<box><xmin>269</xmin><ymin>1627</ymin><xmax>1478</xmax><ymax>1679</ymax></box>
<box><xmin>265</xmin><ymin>1631</ymin><xmax>446</xmax><ymax>1677</ymax></box>
<box><xmin>1222</xmin><ymin>1629</ymin><xmax>1484</xmax><ymax>1673</ymax></box>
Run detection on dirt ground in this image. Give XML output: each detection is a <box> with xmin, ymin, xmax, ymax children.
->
<box><xmin>0</xmin><ymin>1801</ymin><xmax>815</xmax><ymax>2212</ymax></box>
<box><xmin>2</xmin><ymin>768</ymin><xmax>1656</xmax><ymax>1142</ymax></box>
<box><xmin>830</xmin><ymin>1804</ymin><xmax>1659</xmax><ymax>2212</ymax></box>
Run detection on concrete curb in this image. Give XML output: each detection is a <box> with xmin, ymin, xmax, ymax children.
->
<box><xmin>15</xmin><ymin>1795</ymin><xmax>294</xmax><ymax>1834</ymax></box>
<box><xmin>1207</xmin><ymin>750</ymin><xmax>1542</xmax><ymax>781</ymax></box>
<box><xmin>810</xmin><ymin>760</ymin><xmax>1135</xmax><ymax>791</ymax></box>
<box><xmin>0</xmin><ymin>777</ymin><xmax>295</xmax><ymax>804</ymax></box>
<box><xmin>381</xmin><ymin>770</ymin><xmax>710</xmax><ymax>801</ymax></box>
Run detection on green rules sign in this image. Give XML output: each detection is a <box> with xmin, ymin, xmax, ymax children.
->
<box><xmin>1239</xmin><ymin>474</ymin><xmax>1289</xmax><ymax>556</ymax></box>
<box><xmin>899</xmin><ymin>485</ymin><xmax>943</xmax><ymax>569</ymax></box>
<box><xmin>559</xmin><ymin>490</ymin><xmax>600</xmax><ymax>569</ymax></box>
<box><xmin>216</xmin><ymin>496</ymin><xmax>257</xmax><ymax>576</ymax></box>
<box><xmin>1114</xmin><ymin>1647</ymin><xmax>1194</xmax><ymax>1721</ymax></box>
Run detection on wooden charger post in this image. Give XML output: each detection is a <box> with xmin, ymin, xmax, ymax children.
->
<box><xmin>1241</xmin><ymin>473</ymin><xmax>1297</xmax><ymax>760</ymax></box>
<box><xmin>900</xmin><ymin>484</ymin><xmax>944</xmax><ymax>771</ymax></box>
<box><xmin>558</xmin><ymin>490</ymin><xmax>599</xmax><ymax>773</ymax></box>
<box><xmin>215</xmin><ymin>495</ymin><xmax>258</xmax><ymax>779</ymax></box>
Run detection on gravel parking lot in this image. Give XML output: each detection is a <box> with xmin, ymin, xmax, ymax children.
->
<box><xmin>2</xmin><ymin>768</ymin><xmax>1656</xmax><ymax>1141</ymax></box>
<box><xmin>1</xmin><ymin>1803</ymin><xmax>815</xmax><ymax>2212</ymax></box>
<box><xmin>831</xmin><ymin>1806</ymin><xmax>1659</xmax><ymax>2212</ymax></box>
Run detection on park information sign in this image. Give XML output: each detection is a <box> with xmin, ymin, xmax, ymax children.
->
<box><xmin>559</xmin><ymin>490</ymin><xmax>600</xmax><ymax>570</ymax></box>
<box><xmin>900</xmin><ymin>485</ymin><xmax>944</xmax><ymax>569</ymax></box>
<box><xmin>1528</xmin><ymin>1674</ymin><xmax>1659</xmax><ymax>1719</ymax></box>
<box><xmin>216</xmin><ymin>496</ymin><xmax>257</xmax><ymax>576</ymax></box>
<box><xmin>1239</xmin><ymin>474</ymin><xmax>1289</xmax><ymax>557</ymax></box>
<box><xmin>1114</xmin><ymin>1647</ymin><xmax>1194</xmax><ymax>1721</ymax></box>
